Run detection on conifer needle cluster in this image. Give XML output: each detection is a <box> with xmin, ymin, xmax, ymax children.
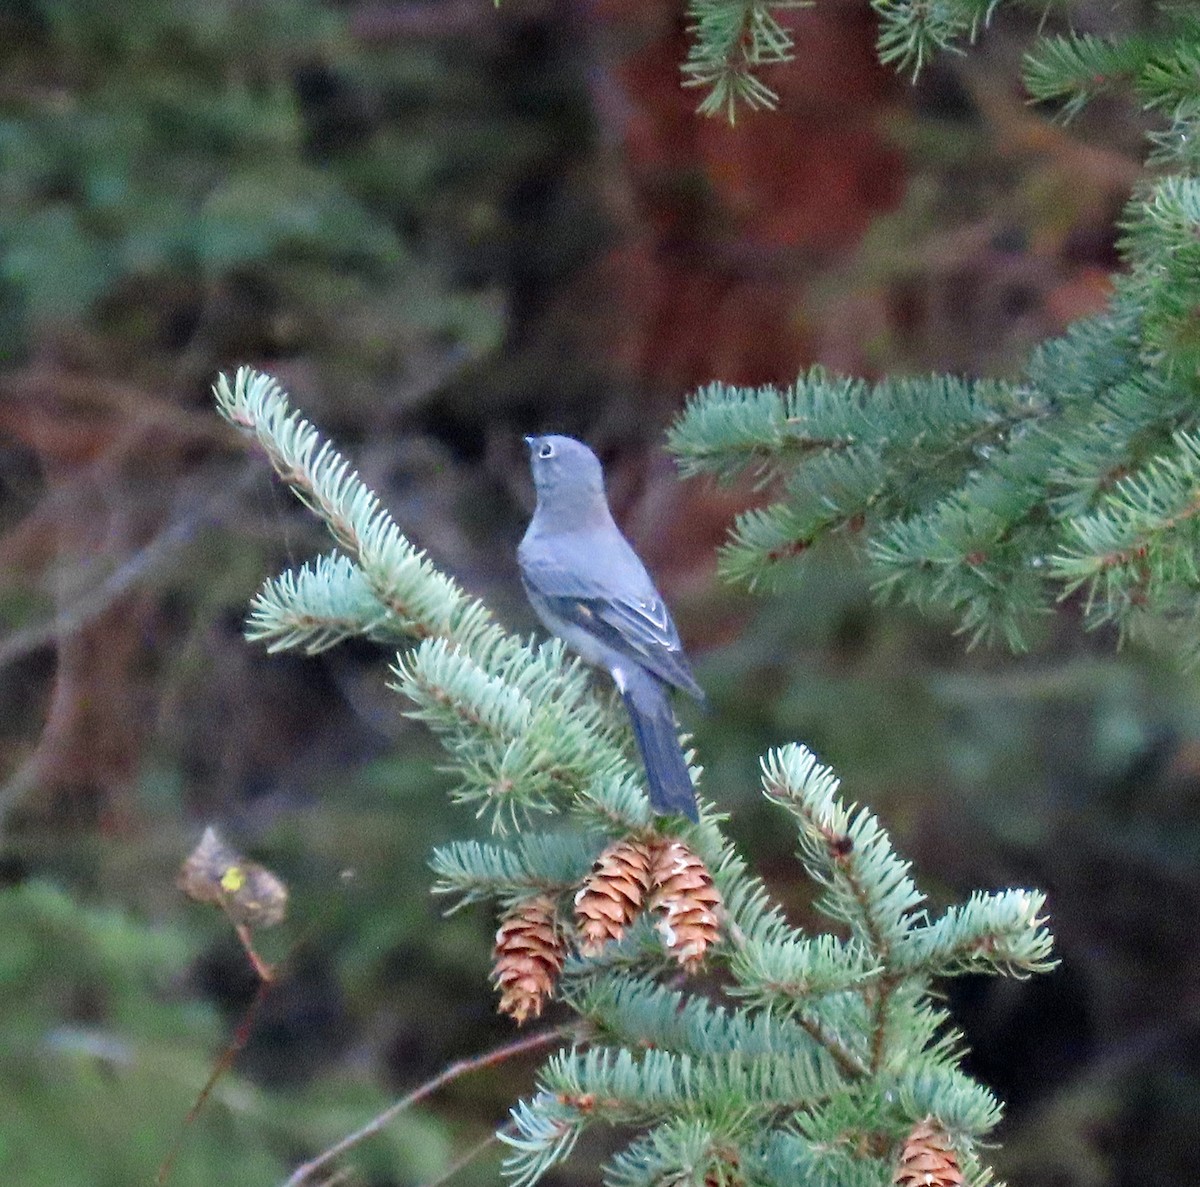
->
<box><xmin>216</xmin><ymin>367</ymin><xmax>1054</xmax><ymax>1186</ymax></box>
<box><xmin>671</xmin><ymin>2</ymin><xmax>1200</xmax><ymax>659</ymax></box>
<box><xmin>683</xmin><ymin>0</ymin><xmax>1055</xmax><ymax>118</ymax></box>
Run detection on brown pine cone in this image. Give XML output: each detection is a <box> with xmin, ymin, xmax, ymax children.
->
<box><xmin>492</xmin><ymin>894</ymin><xmax>565</xmax><ymax>1025</ymax></box>
<box><xmin>574</xmin><ymin>838</ymin><xmax>654</xmax><ymax>956</ymax></box>
<box><xmin>649</xmin><ymin>839</ymin><xmax>722</xmax><ymax>971</ymax></box>
<box><xmin>893</xmin><ymin>1118</ymin><xmax>965</xmax><ymax>1187</ymax></box>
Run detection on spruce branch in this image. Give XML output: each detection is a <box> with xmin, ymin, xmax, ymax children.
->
<box><xmin>533</xmin><ymin>1041</ymin><xmax>848</xmax><ymax>1120</ymax></box>
<box><xmin>748</xmin><ymin>1127</ymin><xmax>898</xmax><ymax>1187</ymax></box>
<box><xmin>669</xmin><ymin>371</ymin><xmax>1019</xmax><ymax>485</ymax></box>
<box><xmin>395</xmin><ymin>633</ymin><xmax>647</xmax><ymax>831</ymax></box>
<box><xmin>501</xmin><ymin>1091</ymin><xmax>589</xmax><ymax>1187</ymax></box>
<box><xmin>1049</xmin><ymin>429</ymin><xmax>1200</xmax><ymax>626</ymax></box>
<box><xmin>869</xmin><ymin>453</ymin><xmax>1056</xmax><ymax>650</ymax></box>
<box><xmin>889</xmin><ymin>1062</ymin><xmax>1004</xmax><ymax>1135</ymax></box>
<box><xmin>215</xmin><ymin>367</ymin><xmax>481</xmax><ymax>644</ymax></box>
<box><xmin>1024</xmin><ymin>7</ymin><xmax>1200</xmax><ymax>122</ymax></box>
<box><xmin>670</xmin><ymin>368</ymin><xmax>1047</xmax><ymax>615</ymax></box>
<box><xmin>245</xmin><ymin>552</ymin><xmax>401</xmax><ymax>654</ymax></box>
<box><xmin>872</xmin><ymin>0</ymin><xmax>1000</xmax><ymax>80</ymax></box>
<box><xmin>676</xmin><ymin>0</ymin><xmax>1064</xmax><ymax>123</ymax></box>
<box><xmin>760</xmin><ymin>746</ymin><xmax>925</xmax><ymax>952</ymax></box>
<box><xmin>605</xmin><ymin>1118</ymin><xmax>743</xmax><ymax>1187</ymax></box>
<box><xmin>431</xmin><ymin>834</ymin><xmax>600</xmax><ymax>910</ymax></box>
<box><xmin>1023</xmin><ymin>30</ymin><xmax>1157</xmax><ymax>120</ymax></box>
<box><xmin>1127</xmin><ymin>176</ymin><xmax>1200</xmax><ymax>373</ymax></box>
<box><xmin>216</xmin><ymin>367</ymin><xmax>651</xmax><ymax>829</ymax></box>
<box><xmin>664</xmin><ymin>4</ymin><xmax>1200</xmax><ymax>654</ymax></box>
<box><xmin>729</xmin><ymin>931</ymin><xmax>881</xmax><ymax>1016</ymax></box>
<box><xmin>558</xmin><ymin>913</ymin><xmax>683</xmax><ymax>980</ymax></box>
<box><xmin>894</xmin><ymin>888</ymin><xmax>1056</xmax><ymax>978</ymax></box>
<box><xmin>780</xmin><ymin>789</ymin><xmax>908</xmax><ymax>1074</ymax></box>
<box><xmin>681</xmin><ymin>0</ymin><xmax>805</xmax><ymax>121</ymax></box>
<box><xmin>216</xmin><ymin>371</ymin><xmax>1055</xmax><ymax>1187</ymax></box>
<box><xmin>668</xmin><ymin>279</ymin><xmax>1200</xmax><ymax>648</ymax></box>
<box><xmin>569</xmin><ymin>972</ymin><xmax>848</xmax><ymax>1064</ymax></box>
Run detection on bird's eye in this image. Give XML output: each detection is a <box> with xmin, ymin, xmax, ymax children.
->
<box><xmin>538</xmin><ymin>442</ymin><xmax>555</xmax><ymax>459</ymax></box>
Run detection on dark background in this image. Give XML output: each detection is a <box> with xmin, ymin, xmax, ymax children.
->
<box><xmin>1</xmin><ymin>0</ymin><xmax>1197</xmax><ymax>1183</ymax></box>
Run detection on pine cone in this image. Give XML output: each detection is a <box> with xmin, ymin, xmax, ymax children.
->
<box><xmin>649</xmin><ymin>839</ymin><xmax>722</xmax><ymax>971</ymax></box>
<box><xmin>893</xmin><ymin>1118</ymin><xmax>964</xmax><ymax>1187</ymax></box>
<box><xmin>574</xmin><ymin>838</ymin><xmax>654</xmax><ymax>956</ymax></box>
<box><xmin>492</xmin><ymin>895</ymin><xmax>565</xmax><ymax>1025</ymax></box>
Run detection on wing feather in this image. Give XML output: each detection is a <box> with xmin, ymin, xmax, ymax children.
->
<box><xmin>537</xmin><ymin>592</ymin><xmax>703</xmax><ymax>699</ymax></box>
<box><xmin>519</xmin><ymin>534</ymin><xmax>705</xmax><ymax>700</ymax></box>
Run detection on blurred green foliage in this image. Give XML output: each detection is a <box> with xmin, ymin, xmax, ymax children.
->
<box><xmin>0</xmin><ymin>0</ymin><xmax>518</xmax><ymax>376</ymax></box>
<box><xmin>0</xmin><ymin>0</ymin><xmax>580</xmax><ymax>1181</ymax></box>
<box><xmin>0</xmin><ymin>879</ymin><xmax>453</xmax><ymax>1185</ymax></box>
<box><xmin>3</xmin><ymin>0</ymin><xmax>339</xmax><ymax>340</ymax></box>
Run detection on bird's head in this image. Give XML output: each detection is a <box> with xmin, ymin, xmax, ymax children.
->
<box><xmin>523</xmin><ymin>434</ymin><xmax>606</xmax><ymax>503</ymax></box>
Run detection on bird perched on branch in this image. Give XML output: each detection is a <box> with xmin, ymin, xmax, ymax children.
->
<box><xmin>519</xmin><ymin>434</ymin><xmax>703</xmax><ymax>822</ymax></box>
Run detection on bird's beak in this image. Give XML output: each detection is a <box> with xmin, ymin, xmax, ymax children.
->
<box><xmin>523</xmin><ymin>435</ymin><xmax>536</xmax><ymax>449</ymax></box>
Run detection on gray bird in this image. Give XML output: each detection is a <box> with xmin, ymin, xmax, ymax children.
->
<box><xmin>519</xmin><ymin>434</ymin><xmax>703</xmax><ymax>822</ymax></box>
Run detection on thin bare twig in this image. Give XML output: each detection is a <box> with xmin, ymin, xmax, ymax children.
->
<box><xmin>280</xmin><ymin>1022</ymin><xmax>581</xmax><ymax>1187</ymax></box>
<box><xmin>160</xmin><ymin>871</ymin><xmax>336</xmax><ymax>1186</ymax></box>
<box><xmin>234</xmin><ymin>921</ymin><xmax>277</xmax><ymax>984</ymax></box>
<box><xmin>417</xmin><ymin>1122</ymin><xmax>515</xmax><ymax>1187</ymax></box>
<box><xmin>156</xmin><ymin>978</ymin><xmax>274</xmax><ymax>1187</ymax></box>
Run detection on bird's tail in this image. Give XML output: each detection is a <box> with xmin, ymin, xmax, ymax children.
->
<box><xmin>618</xmin><ymin>669</ymin><xmax>699</xmax><ymax>822</ymax></box>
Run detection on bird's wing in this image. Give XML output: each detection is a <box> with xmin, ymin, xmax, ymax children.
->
<box><xmin>520</xmin><ymin>548</ymin><xmax>704</xmax><ymax>700</ymax></box>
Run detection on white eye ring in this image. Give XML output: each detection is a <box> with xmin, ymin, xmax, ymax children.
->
<box><xmin>538</xmin><ymin>442</ymin><xmax>555</xmax><ymax>459</ymax></box>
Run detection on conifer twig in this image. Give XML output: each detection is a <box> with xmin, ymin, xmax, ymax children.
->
<box><xmin>793</xmin><ymin>1012</ymin><xmax>868</xmax><ymax>1080</ymax></box>
<box><xmin>279</xmin><ymin>1023</ymin><xmax>583</xmax><ymax>1187</ymax></box>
